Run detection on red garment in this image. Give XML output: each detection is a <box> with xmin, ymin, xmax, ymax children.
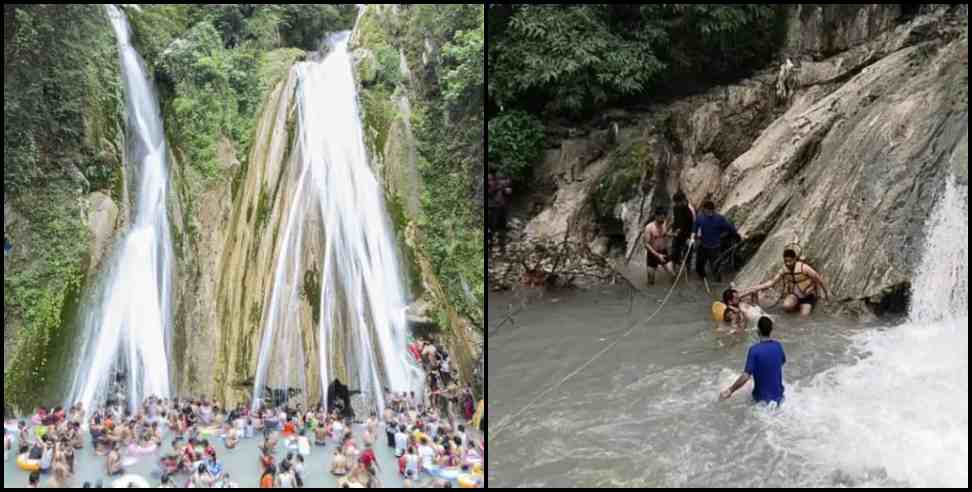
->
<box><xmin>260</xmin><ymin>454</ymin><xmax>275</xmax><ymax>471</ymax></box>
<box><xmin>283</xmin><ymin>422</ymin><xmax>296</xmax><ymax>437</ymax></box>
<box><xmin>360</xmin><ymin>449</ymin><xmax>376</xmax><ymax>469</ymax></box>
<box><xmin>398</xmin><ymin>455</ymin><xmax>407</xmax><ymax>476</ymax></box>
<box><xmin>409</xmin><ymin>343</ymin><xmax>422</xmax><ymax>362</ymax></box>
<box><xmin>260</xmin><ymin>474</ymin><xmax>273</xmax><ymax>488</ymax></box>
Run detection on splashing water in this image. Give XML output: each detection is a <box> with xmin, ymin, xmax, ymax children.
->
<box><xmin>67</xmin><ymin>5</ymin><xmax>174</xmax><ymax>414</ymax></box>
<box><xmin>764</xmin><ymin>178</ymin><xmax>968</xmax><ymax>487</ymax></box>
<box><xmin>252</xmin><ymin>32</ymin><xmax>424</xmax><ymax>414</ymax></box>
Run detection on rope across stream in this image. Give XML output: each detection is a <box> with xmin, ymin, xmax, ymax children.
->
<box><xmin>489</xmin><ymin>243</ymin><xmax>698</xmax><ymax>443</ymax></box>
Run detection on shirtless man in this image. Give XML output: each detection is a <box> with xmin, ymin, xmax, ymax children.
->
<box><xmin>106</xmin><ymin>442</ymin><xmax>123</xmax><ymax>476</ymax></box>
<box><xmin>315</xmin><ymin>420</ymin><xmax>329</xmax><ymax>446</ymax></box>
<box><xmin>742</xmin><ymin>249</ymin><xmax>830</xmax><ymax>317</ymax></box>
<box><xmin>224</xmin><ymin>426</ymin><xmax>239</xmax><ymax>450</ymax></box>
<box><xmin>331</xmin><ymin>448</ymin><xmax>350</xmax><ymax>476</ymax></box>
<box><xmin>644</xmin><ymin>207</ymin><xmax>676</xmax><ymax>285</ymax></box>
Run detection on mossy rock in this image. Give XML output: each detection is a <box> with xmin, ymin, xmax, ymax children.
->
<box><xmin>303</xmin><ymin>268</ymin><xmax>322</xmax><ymax>325</ymax></box>
<box><xmin>592</xmin><ymin>141</ymin><xmax>653</xmax><ymax>220</ymax></box>
<box><xmin>359</xmin><ymin>88</ymin><xmax>397</xmax><ymax>158</ymax></box>
<box><xmin>354</xmin><ymin>49</ymin><xmax>378</xmax><ymax>86</ymax></box>
<box><xmin>2</xmin><ymin>184</ymin><xmax>89</xmax><ymax>411</ymax></box>
<box><xmin>353</xmin><ymin>6</ymin><xmax>393</xmax><ymax>51</ymax></box>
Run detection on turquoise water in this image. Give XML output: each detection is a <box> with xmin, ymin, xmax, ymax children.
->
<box><xmin>4</xmin><ymin>424</ymin><xmax>405</xmax><ymax>488</ymax></box>
<box><xmin>487</xmin><ymin>178</ymin><xmax>968</xmax><ymax>488</ymax></box>
<box><xmin>486</xmin><ymin>285</ymin><xmax>901</xmax><ymax>487</ymax></box>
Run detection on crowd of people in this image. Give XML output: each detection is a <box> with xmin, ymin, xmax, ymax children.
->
<box><xmin>407</xmin><ymin>338</ymin><xmax>480</xmax><ymax>428</ymax></box>
<box><xmin>643</xmin><ymin>191</ymin><xmax>830</xmax><ymax>319</ymax></box>
<box><xmin>4</xmin><ymin>377</ymin><xmax>485</xmax><ymax>488</ymax></box>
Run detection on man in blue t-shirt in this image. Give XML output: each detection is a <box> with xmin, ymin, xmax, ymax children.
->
<box><xmin>689</xmin><ymin>200</ymin><xmax>739</xmax><ymax>289</ymax></box>
<box><xmin>720</xmin><ymin>316</ymin><xmax>785</xmax><ymax>404</ymax></box>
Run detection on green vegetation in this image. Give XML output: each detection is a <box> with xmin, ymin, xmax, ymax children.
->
<box><xmin>3</xmin><ymin>3</ymin><xmax>484</xmax><ymax>410</ymax></box>
<box><xmin>487</xmin><ymin>110</ymin><xmax>545</xmax><ymax>184</ymax></box>
<box><xmin>401</xmin><ymin>6</ymin><xmax>485</xmax><ymax>330</ymax></box>
<box><xmin>440</xmin><ymin>23</ymin><xmax>484</xmax><ymax>107</ymax></box>
<box><xmin>4</xmin><ymin>185</ymin><xmax>89</xmax><ymax>411</ymax></box>
<box><xmin>413</xmin><ymin>100</ymin><xmax>485</xmax><ymax>329</ymax></box>
<box><xmin>592</xmin><ymin>142</ymin><xmax>653</xmax><ymax>220</ymax></box>
<box><xmin>488</xmin><ymin>5</ymin><xmax>782</xmax><ymax>116</ymax></box>
<box><xmin>486</xmin><ymin>5</ymin><xmax>784</xmax><ymax>187</ymax></box>
<box><xmin>359</xmin><ymin>88</ymin><xmax>397</xmax><ymax>160</ymax></box>
<box><xmin>354</xmin><ymin>5</ymin><xmax>485</xmax><ymax>331</ymax></box>
<box><xmin>126</xmin><ymin>5</ymin><xmax>355</xmax><ymax>181</ymax></box>
<box><xmin>3</xmin><ymin>5</ymin><xmax>124</xmax><ymax>411</ymax></box>
<box><xmin>374</xmin><ymin>46</ymin><xmax>403</xmax><ymax>89</ymax></box>
<box><xmin>4</xmin><ymin>5</ymin><xmax>124</xmax><ymax>196</ymax></box>
<box><xmin>303</xmin><ymin>268</ymin><xmax>322</xmax><ymax>325</ymax></box>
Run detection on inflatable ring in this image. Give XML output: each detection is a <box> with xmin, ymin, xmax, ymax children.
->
<box><xmin>712</xmin><ymin>302</ymin><xmax>727</xmax><ymax>322</ymax></box>
<box><xmin>413</xmin><ymin>432</ymin><xmax>430</xmax><ymax>445</ymax></box>
<box><xmin>113</xmin><ymin>475</ymin><xmax>150</xmax><ymax>489</ymax></box>
<box><xmin>458</xmin><ymin>474</ymin><xmax>481</xmax><ymax>488</ymax></box>
<box><xmin>464</xmin><ymin>450</ymin><xmax>482</xmax><ymax>465</ymax></box>
<box><xmin>128</xmin><ymin>443</ymin><xmax>158</xmax><ymax>456</ymax></box>
<box><xmin>473</xmin><ymin>464</ymin><xmax>483</xmax><ymax>476</ymax></box>
<box><xmin>17</xmin><ymin>454</ymin><xmax>41</xmax><ymax>472</ymax></box>
<box><xmin>438</xmin><ymin>468</ymin><xmax>461</xmax><ymax>480</ymax></box>
<box><xmin>198</xmin><ymin>427</ymin><xmax>221</xmax><ymax>437</ymax></box>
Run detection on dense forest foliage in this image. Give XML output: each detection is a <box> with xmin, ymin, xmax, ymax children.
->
<box><xmin>487</xmin><ymin>4</ymin><xmax>786</xmax><ymax>180</ymax></box>
<box><xmin>126</xmin><ymin>4</ymin><xmax>356</xmax><ymax>180</ymax></box>
<box><xmin>357</xmin><ymin>5</ymin><xmax>485</xmax><ymax>329</ymax></box>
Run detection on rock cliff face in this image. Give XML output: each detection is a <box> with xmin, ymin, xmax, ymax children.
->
<box><xmin>5</xmin><ymin>5</ymin><xmax>482</xmax><ymax>411</ymax></box>
<box><xmin>349</xmin><ymin>5</ymin><xmax>484</xmax><ymax>395</ymax></box>
<box><xmin>504</xmin><ymin>5</ymin><xmax>968</xmax><ymax>317</ymax></box>
<box><xmin>169</xmin><ymin>5</ymin><xmax>485</xmax><ymax>404</ymax></box>
<box><xmin>167</xmin><ymin>68</ymin><xmax>300</xmax><ymax>405</ymax></box>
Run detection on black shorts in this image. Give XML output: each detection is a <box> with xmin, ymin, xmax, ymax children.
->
<box><xmin>796</xmin><ymin>294</ymin><xmax>817</xmax><ymax>307</ymax></box>
<box><xmin>646</xmin><ymin>249</ymin><xmax>669</xmax><ymax>269</ymax></box>
<box><xmin>671</xmin><ymin>234</ymin><xmax>690</xmax><ymax>265</ymax></box>
<box><xmin>487</xmin><ymin>207</ymin><xmax>508</xmax><ymax>233</ymax></box>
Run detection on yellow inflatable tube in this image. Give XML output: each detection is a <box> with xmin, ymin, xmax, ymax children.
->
<box><xmin>17</xmin><ymin>454</ymin><xmax>41</xmax><ymax>472</ymax></box>
<box><xmin>458</xmin><ymin>474</ymin><xmax>481</xmax><ymax>488</ymax></box>
<box><xmin>712</xmin><ymin>302</ymin><xmax>727</xmax><ymax>322</ymax></box>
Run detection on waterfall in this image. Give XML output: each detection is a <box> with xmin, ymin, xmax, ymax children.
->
<box><xmin>251</xmin><ymin>32</ymin><xmax>424</xmax><ymax>414</ymax></box>
<box><xmin>766</xmin><ymin>176</ymin><xmax>968</xmax><ymax>487</ymax></box>
<box><xmin>67</xmin><ymin>4</ymin><xmax>174</xmax><ymax>415</ymax></box>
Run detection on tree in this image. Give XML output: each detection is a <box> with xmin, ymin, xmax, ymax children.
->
<box><xmin>487</xmin><ymin>5</ymin><xmax>780</xmax><ymax>116</ymax></box>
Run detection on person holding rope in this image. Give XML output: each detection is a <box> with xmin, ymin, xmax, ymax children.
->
<box><xmin>690</xmin><ymin>200</ymin><xmax>741</xmax><ymax>293</ymax></box>
<box><xmin>670</xmin><ymin>191</ymin><xmax>696</xmax><ymax>271</ymax></box>
<box><xmin>645</xmin><ymin>207</ymin><xmax>676</xmax><ymax>286</ymax></box>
